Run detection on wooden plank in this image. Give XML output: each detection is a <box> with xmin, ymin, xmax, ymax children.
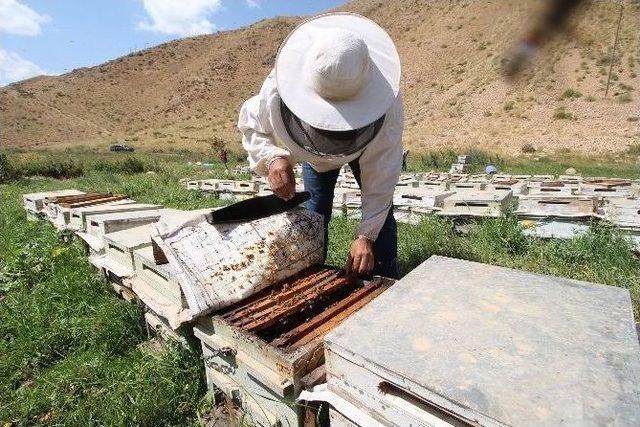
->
<box><xmin>289</xmin><ymin>285</ymin><xmax>388</xmax><ymax>350</ymax></box>
<box><xmin>62</xmin><ymin>195</ymin><xmax>128</xmax><ymax>208</ymax></box>
<box><xmin>224</xmin><ymin>269</ymin><xmax>339</xmax><ymax>323</ymax></box>
<box><xmin>271</xmin><ymin>284</ymin><xmax>378</xmax><ymax>348</ymax></box>
<box><xmin>238</xmin><ymin>275</ymin><xmax>352</xmax><ymax>332</ymax></box>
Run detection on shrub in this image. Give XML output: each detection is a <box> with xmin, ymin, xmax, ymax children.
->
<box><xmin>93</xmin><ymin>157</ymin><xmax>145</xmax><ymax>174</ymax></box>
<box><xmin>560</xmin><ymin>88</ymin><xmax>582</xmax><ymax>100</ymax></box>
<box><xmin>0</xmin><ymin>153</ymin><xmax>18</xmax><ymax>182</ymax></box>
<box><xmin>521</xmin><ymin>143</ymin><xmax>536</xmax><ymax>153</ymax></box>
<box><xmin>20</xmin><ymin>157</ymin><xmax>84</xmax><ymax>179</ymax></box>
<box><xmin>553</xmin><ymin>107</ymin><xmax>573</xmax><ymax>120</ymax></box>
<box><xmin>616</xmin><ymin>92</ymin><xmax>632</xmax><ymax>104</ymax></box>
<box><xmin>503</xmin><ymin>100</ymin><xmax>515</xmax><ymax>111</ymax></box>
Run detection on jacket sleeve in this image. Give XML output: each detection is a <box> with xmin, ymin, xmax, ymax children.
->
<box><xmin>237</xmin><ymin>70</ymin><xmax>291</xmax><ymax>177</ymax></box>
<box><xmin>356</xmin><ymin>94</ymin><xmax>404</xmax><ymax>241</ymax></box>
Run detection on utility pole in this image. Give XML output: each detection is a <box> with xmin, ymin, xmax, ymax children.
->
<box><xmin>604</xmin><ymin>3</ymin><xmax>624</xmax><ymax>98</ymax></box>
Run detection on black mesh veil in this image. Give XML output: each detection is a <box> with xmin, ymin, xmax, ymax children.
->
<box><xmin>280</xmin><ymin>99</ymin><xmax>385</xmax><ymax>157</ymax></box>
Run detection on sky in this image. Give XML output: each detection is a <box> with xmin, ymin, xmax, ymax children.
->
<box><xmin>0</xmin><ymin>0</ymin><xmax>345</xmax><ymax>86</ymax></box>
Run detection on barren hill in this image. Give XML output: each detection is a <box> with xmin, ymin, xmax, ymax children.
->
<box><xmin>1</xmin><ymin>0</ymin><xmax>639</xmax><ymax>155</ymax></box>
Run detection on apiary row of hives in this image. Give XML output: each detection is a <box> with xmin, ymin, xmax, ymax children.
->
<box><xmin>21</xmin><ymin>188</ymin><xmax>396</xmax><ymax>426</ymax></box>
<box><xmin>183</xmin><ymin>169</ymin><xmax>640</xmax><ymax>249</ymax></box>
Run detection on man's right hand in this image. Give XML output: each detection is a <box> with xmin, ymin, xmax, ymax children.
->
<box><xmin>268</xmin><ymin>157</ymin><xmax>295</xmax><ymax>201</ymax></box>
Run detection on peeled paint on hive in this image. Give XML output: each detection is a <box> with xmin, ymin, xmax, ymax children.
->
<box><xmin>151</xmin><ymin>208</ymin><xmax>324</xmax><ymax>317</ymax></box>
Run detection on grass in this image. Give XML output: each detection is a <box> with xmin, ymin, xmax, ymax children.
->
<box><xmin>406</xmin><ymin>147</ymin><xmax>640</xmax><ymax>179</ymax></box>
<box><xmin>1</xmin><ymin>150</ymin><xmax>640</xmax><ymax>425</ymax></box>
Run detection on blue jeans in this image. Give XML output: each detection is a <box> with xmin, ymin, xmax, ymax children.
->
<box><xmin>302</xmin><ymin>160</ymin><xmax>398</xmax><ymax>278</ymax></box>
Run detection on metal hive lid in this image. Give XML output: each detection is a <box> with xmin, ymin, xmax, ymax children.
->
<box><xmin>325</xmin><ymin>256</ymin><xmax>640</xmax><ymax>426</ymax></box>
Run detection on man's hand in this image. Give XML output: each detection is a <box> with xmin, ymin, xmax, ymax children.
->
<box><xmin>268</xmin><ymin>157</ymin><xmax>295</xmax><ymax>201</ymax></box>
<box><xmin>346</xmin><ymin>236</ymin><xmax>375</xmax><ymax>276</ymax></box>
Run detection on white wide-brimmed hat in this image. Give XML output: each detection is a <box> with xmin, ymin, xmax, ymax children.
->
<box><xmin>275</xmin><ymin>13</ymin><xmax>401</xmax><ymax>131</ymax></box>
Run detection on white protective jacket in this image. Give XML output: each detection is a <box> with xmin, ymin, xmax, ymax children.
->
<box><xmin>238</xmin><ymin>70</ymin><xmax>404</xmax><ymax>241</ymax></box>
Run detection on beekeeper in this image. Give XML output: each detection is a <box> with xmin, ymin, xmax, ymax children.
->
<box><xmin>238</xmin><ymin>13</ymin><xmax>403</xmax><ymax>278</ymax></box>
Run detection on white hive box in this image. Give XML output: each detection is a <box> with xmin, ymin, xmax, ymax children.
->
<box><xmin>412</xmin><ymin>180</ymin><xmax>449</xmax><ymax>191</ymax></box>
<box><xmin>127</xmin><ymin>246</ymin><xmax>192</xmax><ymax>329</ymax></box>
<box><xmin>91</xmin><ymin>223</ymin><xmax>153</xmax><ymax>280</ymax></box>
<box><xmin>530</xmin><ymin>174</ymin><xmax>555</xmax><ymax>181</ymax></box>
<box><xmin>393</xmin><ymin>188</ymin><xmax>453</xmax><ymax>210</ymax></box>
<box><xmin>68</xmin><ymin>202</ymin><xmax>162</xmax><ymax>231</ymax></box>
<box><xmin>22</xmin><ymin>189</ymin><xmax>84</xmax><ymax>217</ymax></box>
<box><xmin>601</xmin><ymin>197</ymin><xmax>640</xmax><ymax>230</ymax></box>
<box><xmin>558</xmin><ymin>174</ymin><xmax>583</xmax><ymax>183</ymax></box>
<box><xmin>45</xmin><ymin>193</ymin><xmax>130</xmax><ymax>228</ymax></box>
<box><xmin>449</xmin><ymin>181</ymin><xmax>486</xmax><ymax>191</ymax></box>
<box><xmin>439</xmin><ymin>190</ymin><xmax>512</xmax><ymax>217</ymax></box>
<box><xmin>487</xmin><ymin>179</ymin><xmax>528</xmax><ymax>195</ymax></box>
<box><xmin>526</xmin><ymin>180</ymin><xmax>578</xmax><ymax>196</ymax></box>
<box><xmin>53</xmin><ymin>199</ymin><xmax>135</xmax><ymax>230</ymax></box>
<box><xmin>85</xmin><ymin>208</ymin><xmax>177</xmax><ymax>238</ymax></box>
<box><xmin>516</xmin><ymin>195</ymin><xmax>598</xmax><ymax>219</ymax></box>
<box><xmin>324</xmin><ymin>256</ymin><xmax>640</xmax><ymax>427</ymax></box>
<box><xmin>579</xmin><ymin>179</ymin><xmax>635</xmax><ymax>198</ymax></box>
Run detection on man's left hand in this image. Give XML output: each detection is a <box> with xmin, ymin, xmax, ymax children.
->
<box><xmin>346</xmin><ymin>236</ymin><xmax>374</xmax><ymax>276</ymax></box>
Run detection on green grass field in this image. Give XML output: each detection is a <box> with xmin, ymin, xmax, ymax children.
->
<box><xmin>1</xmin><ymin>150</ymin><xmax>639</xmax><ymax>425</ymax></box>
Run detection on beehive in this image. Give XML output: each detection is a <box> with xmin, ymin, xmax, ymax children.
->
<box><xmin>439</xmin><ymin>190</ymin><xmax>512</xmax><ymax>217</ymax></box>
<box><xmin>393</xmin><ymin>188</ymin><xmax>453</xmax><ymax>210</ymax></box>
<box><xmin>22</xmin><ymin>189</ymin><xmax>84</xmax><ymax>218</ymax></box>
<box><xmin>91</xmin><ymin>223</ymin><xmax>153</xmax><ymax>281</ymax></box>
<box><xmin>323</xmin><ymin>256</ymin><xmax>640</xmax><ymax>426</ymax></box>
<box><xmin>194</xmin><ymin>267</ymin><xmax>393</xmax><ymax>427</ymax></box>
<box><xmin>126</xmin><ymin>246</ymin><xmax>192</xmax><ymax>329</ymax></box>
<box><xmin>85</xmin><ymin>208</ymin><xmax>175</xmax><ymax>237</ymax></box>
<box><xmin>68</xmin><ymin>203</ymin><xmax>162</xmax><ymax>231</ymax></box>
<box><xmin>527</xmin><ymin>181</ymin><xmax>577</xmax><ymax>196</ymax></box>
<box><xmin>516</xmin><ymin>195</ymin><xmax>598</xmax><ymax>219</ymax></box>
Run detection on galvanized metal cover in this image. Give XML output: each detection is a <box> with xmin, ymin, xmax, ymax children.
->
<box><xmin>326</xmin><ymin>256</ymin><xmax>640</xmax><ymax>426</ymax></box>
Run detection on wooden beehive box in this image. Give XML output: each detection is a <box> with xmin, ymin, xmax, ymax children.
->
<box><xmin>601</xmin><ymin>197</ymin><xmax>640</xmax><ymax>230</ymax></box>
<box><xmin>194</xmin><ymin>267</ymin><xmax>393</xmax><ymax>427</ymax></box>
<box><xmin>91</xmin><ymin>223</ymin><xmax>152</xmax><ymax>280</ymax></box>
<box><xmin>516</xmin><ymin>195</ymin><xmax>598</xmax><ymax>219</ymax></box>
<box><xmin>126</xmin><ymin>246</ymin><xmax>193</xmax><ymax>329</ymax></box>
<box><xmin>22</xmin><ymin>189</ymin><xmax>84</xmax><ymax>218</ymax></box>
<box><xmin>85</xmin><ymin>208</ymin><xmax>175</xmax><ymax>238</ymax></box>
<box><xmin>393</xmin><ymin>188</ymin><xmax>454</xmax><ymax>209</ymax></box>
<box><xmin>488</xmin><ymin>179</ymin><xmax>528</xmax><ymax>195</ymax></box>
<box><xmin>527</xmin><ymin>181</ymin><xmax>578</xmax><ymax>196</ymax></box>
<box><xmin>324</xmin><ymin>256</ymin><xmax>640</xmax><ymax>426</ymax></box>
<box><xmin>449</xmin><ymin>181</ymin><xmax>487</xmax><ymax>191</ymax></box>
<box><xmin>579</xmin><ymin>179</ymin><xmax>635</xmax><ymax>198</ymax></box>
<box><xmin>69</xmin><ymin>203</ymin><xmax>162</xmax><ymax>231</ymax></box>
<box><xmin>45</xmin><ymin>193</ymin><xmax>129</xmax><ymax>229</ymax></box>
<box><xmin>439</xmin><ymin>190</ymin><xmax>513</xmax><ymax>217</ymax></box>
<box><xmin>412</xmin><ymin>180</ymin><xmax>449</xmax><ymax>191</ymax></box>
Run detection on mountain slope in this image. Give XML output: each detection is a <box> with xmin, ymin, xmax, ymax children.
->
<box><xmin>1</xmin><ymin>0</ymin><xmax>639</xmax><ymax>155</ymax></box>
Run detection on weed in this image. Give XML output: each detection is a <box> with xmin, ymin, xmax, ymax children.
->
<box><xmin>503</xmin><ymin>100</ymin><xmax>515</xmax><ymax>111</ymax></box>
<box><xmin>553</xmin><ymin>107</ymin><xmax>573</xmax><ymax>120</ymax></box>
<box><xmin>560</xmin><ymin>88</ymin><xmax>582</xmax><ymax>100</ymax></box>
<box><xmin>521</xmin><ymin>143</ymin><xmax>536</xmax><ymax>153</ymax></box>
<box><xmin>616</xmin><ymin>92</ymin><xmax>632</xmax><ymax>104</ymax></box>
<box><xmin>628</xmin><ymin>144</ymin><xmax>640</xmax><ymax>156</ymax></box>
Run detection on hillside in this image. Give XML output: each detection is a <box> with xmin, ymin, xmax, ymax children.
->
<box><xmin>1</xmin><ymin>0</ymin><xmax>639</xmax><ymax>155</ymax></box>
